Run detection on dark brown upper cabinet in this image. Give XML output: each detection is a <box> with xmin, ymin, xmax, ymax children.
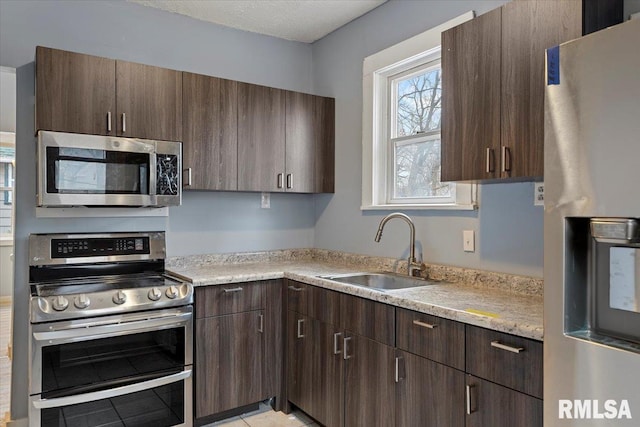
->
<box><xmin>182</xmin><ymin>72</ymin><xmax>238</xmax><ymax>191</ymax></box>
<box><xmin>285</xmin><ymin>91</ymin><xmax>335</xmax><ymax>193</ymax></box>
<box><xmin>441</xmin><ymin>0</ymin><xmax>622</xmax><ymax>182</ymax></box>
<box><xmin>116</xmin><ymin>61</ymin><xmax>182</xmax><ymax>141</ymax></box>
<box><xmin>237</xmin><ymin>82</ymin><xmax>287</xmax><ymax>192</ymax></box>
<box><xmin>441</xmin><ymin>8</ymin><xmax>502</xmax><ymax>182</ymax></box>
<box><xmin>36</xmin><ymin>46</ymin><xmax>116</xmax><ymax>136</ymax></box>
<box><xmin>36</xmin><ymin>46</ymin><xmax>182</xmax><ymax>141</ymax></box>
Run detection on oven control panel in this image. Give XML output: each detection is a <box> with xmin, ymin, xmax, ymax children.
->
<box><xmin>52</xmin><ymin>237</ymin><xmax>149</xmax><ymax>258</ymax></box>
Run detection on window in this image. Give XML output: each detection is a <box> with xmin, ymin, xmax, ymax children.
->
<box><xmin>0</xmin><ymin>132</ymin><xmax>15</xmax><ymax>237</ymax></box>
<box><xmin>361</xmin><ymin>11</ymin><xmax>476</xmax><ymax>210</ymax></box>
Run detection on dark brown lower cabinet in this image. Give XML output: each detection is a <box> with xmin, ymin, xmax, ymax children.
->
<box><xmin>343</xmin><ymin>333</ymin><xmax>395</xmax><ymax>427</ymax></box>
<box><xmin>465</xmin><ymin>375</ymin><xmax>543</xmax><ymax>427</ymax></box>
<box><xmin>396</xmin><ymin>350</ymin><xmax>465</xmax><ymax>427</ymax></box>
<box><xmin>287</xmin><ymin>311</ymin><xmax>343</xmax><ymax>427</ymax></box>
<box><xmin>196</xmin><ymin>310</ymin><xmax>264</xmax><ymax>417</ymax></box>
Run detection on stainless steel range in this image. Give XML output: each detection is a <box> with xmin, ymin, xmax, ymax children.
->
<box><xmin>28</xmin><ymin>232</ymin><xmax>193</xmax><ymax>427</ymax></box>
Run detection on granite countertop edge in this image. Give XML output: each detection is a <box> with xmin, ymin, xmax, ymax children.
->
<box><xmin>168</xmin><ymin>262</ymin><xmax>543</xmax><ymax>341</ymax></box>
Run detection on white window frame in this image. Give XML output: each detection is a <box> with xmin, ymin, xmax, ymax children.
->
<box><xmin>361</xmin><ymin>11</ymin><xmax>477</xmax><ymax>211</ymax></box>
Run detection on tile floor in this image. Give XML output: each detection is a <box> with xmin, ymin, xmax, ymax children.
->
<box><xmin>203</xmin><ymin>403</ymin><xmax>319</xmax><ymax>427</ymax></box>
<box><xmin>0</xmin><ymin>304</ymin><xmax>11</xmax><ymax>424</ymax></box>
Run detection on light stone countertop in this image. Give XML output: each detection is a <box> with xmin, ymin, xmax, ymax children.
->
<box><xmin>168</xmin><ymin>259</ymin><xmax>543</xmax><ymax>341</ymax></box>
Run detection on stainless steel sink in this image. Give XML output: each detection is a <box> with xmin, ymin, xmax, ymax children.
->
<box><xmin>319</xmin><ymin>272</ymin><xmax>443</xmax><ymax>291</ymax></box>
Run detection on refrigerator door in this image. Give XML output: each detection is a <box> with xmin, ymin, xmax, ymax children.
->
<box><xmin>544</xmin><ymin>19</ymin><xmax>640</xmax><ymax>426</ymax></box>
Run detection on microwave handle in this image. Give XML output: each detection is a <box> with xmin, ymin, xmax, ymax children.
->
<box><xmin>32</xmin><ymin>369</ymin><xmax>191</xmax><ymax>409</ymax></box>
<box><xmin>149</xmin><ymin>152</ymin><xmax>157</xmax><ymax>197</ymax></box>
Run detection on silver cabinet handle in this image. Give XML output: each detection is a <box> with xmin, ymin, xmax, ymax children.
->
<box><xmin>485</xmin><ymin>147</ymin><xmax>494</xmax><ymax>173</ymax></box>
<box><xmin>32</xmin><ymin>369</ymin><xmax>191</xmax><ymax>409</ymax></box>
<box><xmin>490</xmin><ymin>340</ymin><xmax>524</xmax><ymax>353</ymax></box>
<box><xmin>258</xmin><ymin>313</ymin><xmax>264</xmax><ymax>333</ymax></box>
<box><xmin>395</xmin><ymin>356</ymin><xmax>404</xmax><ymax>383</ymax></box>
<box><xmin>297</xmin><ymin>319</ymin><xmax>304</xmax><ymax>338</ymax></box>
<box><xmin>122</xmin><ymin>112</ymin><xmax>126</xmax><ymax>133</ymax></box>
<box><xmin>501</xmin><ymin>146</ymin><xmax>511</xmax><ymax>173</ymax></box>
<box><xmin>183</xmin><ymin>168</ymin><xmax>192</xmax><ymax>187</ymax></box>
<box><xmin>466</xmin><ymin>384</ymin><xmax>476</xmax><ymax>414</ymax></box>
<box><xmin>413</xmin><ymin>319</ymin><xmax>438</xmax><ymax>329</ymax></box>
<box><xmin>107</xmin><ymin>111</ymin><xmax>112</xmax><ymax>133</ymax></box>
<box><xmin>333</xmin><ymin>332</ymin><xmax>342</xmax><ymax>355</ymax></box>
<box><xmin>343</xmin><ymin>336</ymin><xmax>352</xmax><ymax>360</ymax></box>
<box><xmin>222</xmin><ymin>287</ymin><xmax>243</xmax><ymax>293</ymax></box>
<box><xmin>286</xmin><ymin>173</ymin><xmax>293</xmax><ymax>189</ymax></box>
<box><xmin>288</xmin><ymin>285</ymin><xmax>303</xmax><ymax>292</ymax></box>
<box><xmin>277</xmin><ymin>173</ymin><xmax>284</xmax><ymax>189</ymax></box>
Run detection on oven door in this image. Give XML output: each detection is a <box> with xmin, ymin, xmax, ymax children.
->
<box><xmin>29</xmin><ymin>306</ymin><xmax>193</xmax><ymax>427</ymax></box>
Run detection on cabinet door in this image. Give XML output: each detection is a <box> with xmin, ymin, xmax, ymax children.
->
<box><xmin>116</xmin><ymin>61</ymin><xmax>182</xmax><ymax>141</ymax></box>
<box><xmin>286</xmin><ymin>312</ymin><xmax>343</xmax><ymax>427</ymax></box>
<box><xmin>466</xmin><ymin>375</ymin><xmax>543</xmax><ymax>427</ymax></box>
<box><xmin>238</xmin><ymin>82</ymin><xmax>285</xmax><ymax>192</ymax></box>
<box><xmin>183</xmin><ymin>72</ymin><xmax>238</xmax><ymax>190</ymax></box>
<box><xmin>285</xmin><ymin>92</ymin><xmax>335</xmax><ymax>193</ymax></box>
<box><xmin>344</xmin><ymin>333</ymin><xmax>395</xmax><ymax>426</ymax></box>
<box><xmin>441</xmin><ymin>8</ymin><xmax>502</xmax><ymax>181</ymax></box>
<box><xmin>36</xmin><ymin>46</ymin><xmax>116</xmax><ymax>136</ymax></box>
<box><xmin>501</xmin><ymin>0</ymin><xmax>581</xmax><ymax>178</ymax></box>
<box><xmin>396</xmin><ymin>350</ymin><xmax>465</xmax><ymax>427</ymax></box>
<box><xmin>195</xmin><ymin>311</ymin><xmax>264</xmax><ymax>417</ymax></box>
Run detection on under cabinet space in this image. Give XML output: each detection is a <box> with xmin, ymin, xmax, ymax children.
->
<box><xmin>396</xmin><ymin>307</ymin><xmax>465</xmax><ymax>370</ymax></box>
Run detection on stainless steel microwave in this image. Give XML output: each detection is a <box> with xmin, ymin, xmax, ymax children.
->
<box><xmin>37</xmin><ymin>131</ymin><xmax>182</xmax><ymax>207</ymax></box>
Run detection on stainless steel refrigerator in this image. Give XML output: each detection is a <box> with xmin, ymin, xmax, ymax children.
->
<box><xmin>544</xmin><ymin>18</ymin><xmax>640</xmax><ymax>426</ymax></box>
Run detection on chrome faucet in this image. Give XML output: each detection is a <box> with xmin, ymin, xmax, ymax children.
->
<box><xmin>374</xmin><ymin>212</ymin><xmax>424</xmax><ymax>277</ymax></box>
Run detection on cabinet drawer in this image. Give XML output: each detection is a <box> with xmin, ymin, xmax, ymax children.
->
<box><xmin>196</xmin><ymin>282</ymin><xmax>265</xmax><ymax>318</ymax></box>
<box><xmin>466</xmin><ymin>325</ymin><xmax>542</xmax><ymax>398</ymax></box>
<box><xmin>286</xmin><ymin>281</ymin><xmax>341</xmax><ymax>325</ymax></box>
<box><xmin>340</xmin><ymin>293</ymin><xmax>394</xmax><ymax>346</ymax></box>
<box><xmin>286</xmin><ymin>280</ymin><xmax>311</xmax><ymax>314</ymax></box>
<box><xmin>396</xmin><ymin>308</ymin><xmax>465</xmax><ymax>370</ymax></box>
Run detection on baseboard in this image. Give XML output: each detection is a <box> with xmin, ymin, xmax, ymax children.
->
<box><xmin>5</xmin><ymin>415</ymin><xmax>28</xmax><ymax>427</ymax></box>
<box><xmin>0</xmin><ymin>296</ymin><xmax>11</xmax><ymax>307</ymax></box>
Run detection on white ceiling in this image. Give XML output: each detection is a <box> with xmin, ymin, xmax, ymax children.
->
<box><xmin>130</xmin><ymin>0</ymin><xmax>386</xmax><ymax>43</ymax></box>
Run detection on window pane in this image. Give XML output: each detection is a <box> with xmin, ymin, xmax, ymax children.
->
<box><xmin>394</xmin><ymin>138</ymin><xmax>451</xmax><ymax>198</ymax></box>
<box><xmin>395</xmin><ymin>68</ymin><xmax>441</xmax><ymax>137</ymax></box>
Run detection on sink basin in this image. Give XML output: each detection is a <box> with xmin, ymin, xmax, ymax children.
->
<box><xmin>319</xmin><ymin>272</ymin><xmax>442</xmax><ymax>291</ymax></box>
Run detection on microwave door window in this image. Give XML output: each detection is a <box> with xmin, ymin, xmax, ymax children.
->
<box><xmin>48</xmin><ymin>147</ymin><xmax>149</xmax><ymax>195</ymax></box>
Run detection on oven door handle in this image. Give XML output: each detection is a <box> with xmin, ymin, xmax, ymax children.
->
<box><xmin>32</xmin><ymin>368</ymin><xmax>191</xmax><ymax>409</ymax></box>
<box><xmin>32</xmin><ymin>312</ymin><xmax>192</xmax><ymax>343</ymax></box>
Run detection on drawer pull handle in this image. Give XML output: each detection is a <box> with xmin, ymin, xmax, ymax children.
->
<box><xmin>490</xmin><ymin>340</ymin><xmax>524</xmax><ymax>354</ymax></box>
<box><xmin>343</xmin><ymin>336</ymin><xmax>352</xmax><ymax>360</ymax></box>
<box><xmin>394</xmin><ymin>356</ymin><xmax>405</xmax><ymax>383</ymax></box>
<box><xmin>258</xmin><ymin>313</ymin><xmax>264</xmax><ymax>333</ymax></box>
<box><xmin>107</xmin><ymin>111</ymin><xmax>112</xmax><ymax>133</ymax></box>
<box><xmin>413</xmin><ymin>320</ymin><xmax>438</xmax><ymax>329</ymax></box>
<box><xmin>333</xmin><ymin>332</ymin><xmax>342</xmax><ymax>355</ymax></box>
<box><xmin>288</xmin><ymin>285</ymin><xmax>303</xmax><ymax>292</ymax></box>
<box><xmin>223</xmin><ymin>287</ymin><xmax>243</xmax><ymax>293</ymax></box>
<box><xmin>297</xmin><ymin>319</ymin><xmax>304</xmax><ymax>338</ymax></box>
<box><xmin>466</xmin><ymin>384</ymin><xmax>477</xmax><ymax>414</ymax></box>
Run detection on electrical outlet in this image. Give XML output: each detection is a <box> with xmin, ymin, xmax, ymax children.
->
<box><xmin>261</xmin><ymin>192</ymin><xmax>270</xmax><ymax>209</ymax></box>
<box><xmin>463</xmin><ymin>230</ymin><xmax>475</xmax><ymax>252</ymax></box>
<box><xmin>534</xmin><ymin>182</ymin><xmax>544</xmax><ymax>206</ymax></box>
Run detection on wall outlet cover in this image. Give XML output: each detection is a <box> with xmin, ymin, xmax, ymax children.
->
<box><xmin>463</xmin><ymin>230</ymin><xmax>475</xmax><ymax>252</ymax></box>
<box><xmin>534</xmin><ymin>182</ymin><xmax>544</xmax><ymax>206</ymax></box>
<box><xmin>261</xmin><ymin>192</ymin><xmax>270</xmax><ymax>209</ymax></box>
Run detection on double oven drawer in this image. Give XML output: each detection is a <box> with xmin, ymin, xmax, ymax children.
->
<box><xmin>29</xmin><ymin>306</ymin><xmax>193</xmax><ymax>427</ymax></box>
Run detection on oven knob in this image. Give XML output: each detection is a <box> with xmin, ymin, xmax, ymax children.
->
<box><xmin>165</xmin><ymin>286</ymin><xmax>179</xmax><ymax>299</ymax></box>
<box><xmin>52</xmin><ymin>296</ymin><xmax>69</xmax><ymax>311</ymax></box>
<box><xmin>148</xmin><ymin>287</ymin><xmax>162</xmax><ymax>301</ymax></box>
<box><xmin>113</xmin><ymin>290</ymin><xmax>127</xmax><ymax>305</ymax></box>
<box><xmin>74</xmin><ymin>294</ymin><xmax>91</xmax><ymax>309</ymax></box>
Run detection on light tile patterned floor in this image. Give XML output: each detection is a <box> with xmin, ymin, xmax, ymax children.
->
<box><xmin>204</xmin><ymin>403</ymin><xmax>319</xmax><ymax>427</ymax></box>
<box><xmin>0</xmin><ymin>304</ymin><xmax>12</xmax><ymax>424</ymax></box>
